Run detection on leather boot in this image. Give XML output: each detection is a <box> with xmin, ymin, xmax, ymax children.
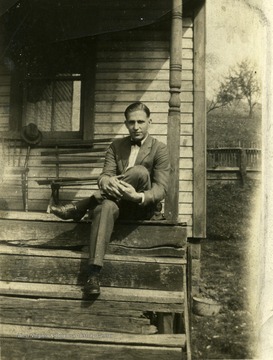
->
<box><xmin>83</xmin><ymin>272</ymin><xmax>101</xmax><ymax>296</ymax></box>
<box><xmin>50</xmin><ymin>203</ymin><xmax>85</xmax><ymax>221</ymax></box>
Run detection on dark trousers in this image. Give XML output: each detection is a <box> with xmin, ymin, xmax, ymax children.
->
<box><xmin>76</xmin><ymin>165</ymin><xmax>152</xmax><ymax>267</ymax></box>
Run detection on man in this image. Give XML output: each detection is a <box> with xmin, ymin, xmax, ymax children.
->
<box><xmin>50</xmin><ymin>101</ymin><xmax>170</xmax><ymax>296</ymax></box>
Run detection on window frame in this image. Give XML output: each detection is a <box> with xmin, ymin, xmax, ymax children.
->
<box><xmin>9</xmin><ymin>41</ymin><xmax>97</xmax><ymax>146</ymax></box>
<box><xmin>22</xmin><ymin>73</ymin><xmax>84</xmax><ymax>140</ymax></box>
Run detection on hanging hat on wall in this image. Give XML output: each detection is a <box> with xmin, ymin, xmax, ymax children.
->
<box><xmin>21</xmin><ymin>123</ymin><xmax>42</xmax><ymax>145</ymax></box>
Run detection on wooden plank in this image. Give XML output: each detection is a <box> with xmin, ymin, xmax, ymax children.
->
<box><xmin>1</xmin><ymin>324</ymin><xmax>185</xmax><ymax>347</ymax></box>
<box><xmin>107</xmin><ymin>245</ymin><xmax>185</xmax><ymax>258</ymax></box>
<box><xmin>0</xmin><ymin>338</ymin><xmax>184</xmax><ymax>360</ymax></box>
<box><xmin>95</xmin><ymin>91</ymin><xmax>193</xmax><ymax>103</ymax></box>
<box><xmin>179</xmin><ymin>170</ymin><xmax>193</xmax><ymax>181</ymax></box>
<box><xmin>98</xmin><ymin>57</ymin><xmax>193</xmax><ymax>72</ymax></box>
<box><xmin>97</xmin><ymin>38</ymin><xmax>191</xmax><ymax>51</ymax></box>
<box><xmin>179</xmin><ymin>147</ymin><xmax>193</xmax><ymax>158</ymax></box>
<box><xmin>96</xmin><ymin>69</ymin><xmax>193</xmax><ymax>81</ymax></box>
<box><xmin>179</xmin><ymin>158</ymin><xmax>193</xmax><ymax>169</ymax></box>
<box><xmin>178</xmin><ymin>192</ymin><xmax>193</xmax><ymax>204</ymax></box>
<box><xmin>0</xmin><ymin>244</ymin><xmax>186</xmax><ymax>263</ymax></box>
<box><xmin>193</xmin><ymin>1</ymin><xmax>206</xmax><ymax>238</ymax></box>
<box><xmin>0</xmin><ymin>85</ymin><xmax>10</xmax><ymax>95</ymax></box>
<box><xmin>178</xmin><ymin>181</ymin><xmax>193</xmax><ymax>192</ymax></box>
<box><xmin>0</xmin><ymin>95</ymin><xmax>10</xmax><ymax>103</ymax></box>
<box><xmin>0</xmin><ymin>296</ymin><xmax>156</xmax><ymax>335</ymax></box>
<box><xmin>0</xmin><ymin>251</ymin><xmax>184</xmax><ymax>291</ymax></box>
<box><xmin>82</xmin><ymin>52</ymin><xmax>96</xmax><ymax>140</ymax></box>
<box><xmin>177</xmin><ymin>203</ymin><xmax>192</xmax><ymax>215</ymax></box>
<box><xmin>0</xmin><ymin>218</ymin><xmax>186</xmax><ymax>247</ymax></box>
<box><xmin>158</xmin><ymin>313</ymin><xmax>175</xmax><ymax>334</ymax></box>
<box><xmin>94</xmin><ymin>124</ymin><xmax>169</xmax><ymax>136</ymax></box>
<box><xmin>95</xmin><ymin>102</ymin><xmax>169</xmax><ymax>113</ymax></box>
<box><xmin>97</xmin><ymin>48</ymin><xmax>193</xmax><ymax>60</ymax></box>
<box><xmin>0</xmin><ymin>281</ymin><xmax>184</xmax><ymax>311</ymax></box>
<box><xmin>42</xmin><ymin>159</ymin><xmax>104</xmax><ymax>165</ymax></box>
<box><xmin>0</xmin><ymin>211</ymin><xmax>185</xmax><ymax>224</ymax></box>
<box><xmin>180</xmin><ymin>116</ymin><xmax>193</xmax><ymax>126</ymax></box>
<box><xmin>96</xmin><ymin>80</ymin><xmax>193</xmax><ymax>92</ymax></box>
<box><xmin>94</xmin><ymin>113</ymin><xmax>192</xmax><ymax>124</ymax></box>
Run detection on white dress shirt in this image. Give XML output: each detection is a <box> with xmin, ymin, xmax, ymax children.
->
<box><xmin>126</xmin><ymin>135</ymin><xmax>148</xmax><ymax>171</ymax></box>
<box><xmin>126</xmin><ymin>135</ymin><xmax>148</xmax><ymax>204</ymax></box>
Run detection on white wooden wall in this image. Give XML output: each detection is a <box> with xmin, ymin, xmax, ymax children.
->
<box><xmin>94</xmin><ymin>19</ymin><xmax>193</xmax><ymax>234</ymax></box>
<box><xmin>0</xmin><ymin>19</ymin><xmax>194</xmax><ymax>235</ymax></box>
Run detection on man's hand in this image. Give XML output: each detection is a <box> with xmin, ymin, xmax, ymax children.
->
<box><xmin>119</xmin><ymin>181</ymin><xmax>143</xmax><ymax>203</ymax></box>
<box><xmin>100</xmin><ymin>175</ymin><xmax>125</xmax><ymax>200</ymax></box>
<box><xmin>100</xmin><ymin>176</ymin><xmax>143</xmax><ymax>203</ymax></box>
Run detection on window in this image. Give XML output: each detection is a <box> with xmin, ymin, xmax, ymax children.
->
<box><xmin>10</xmin><ymin>38</ymin><xmax>97</xmax><ymax>143</ymax></box>
<box><xmin>23</xmin><ymin>73</ymin><xmax>82</xmax><ymax>139</ymax></box>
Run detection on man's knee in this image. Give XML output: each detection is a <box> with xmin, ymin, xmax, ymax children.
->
<box><xmin>93</xmin><ymin>199</ymin><xmax>119</xmax><ymax>217</ymax></box>
<box><xmin>123</xmin><ymin>165</ymin><xmax>151</xmax><ymax>191</ymax></box>
<box><xmin>125</xmin><ymin>165</ymin><xmax>150</xmax><ymax>181</ymax></box>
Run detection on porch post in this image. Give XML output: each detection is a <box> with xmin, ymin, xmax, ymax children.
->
<box><xmin>164</xmin><ymin>0</ymin><xmax>183</xmax><ymax>221</ymax></box>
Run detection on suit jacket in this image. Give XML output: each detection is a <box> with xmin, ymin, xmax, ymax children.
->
<box><xmin>97</xmin><ymin>135</ymin><xmax>170</xmax><ymax>207</ymax></box>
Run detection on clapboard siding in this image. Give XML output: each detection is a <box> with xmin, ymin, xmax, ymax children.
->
<box><xmin>0</xmin><ymin>65</ymin><xmax>11</xmax><ymax>132</ymax></box>
<box><xmin>94</xmin><ymin>19</ymin><xmax>193</xmax><ymax>234</ymax></box>
<box><xmin>1</xmin><ymin>17</ymin><xmax>194</xmax><ymax>236</ymax></box>
<box><xmin>0</xmin><ymin>145</ymin><xmax>104</xmax><ymax>212</ymax></box>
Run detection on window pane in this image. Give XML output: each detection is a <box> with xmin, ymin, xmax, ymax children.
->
<box><xmin>25</xmin><ymin>78</ymin><xmax>81</xmax><ymax>132</ymax></box>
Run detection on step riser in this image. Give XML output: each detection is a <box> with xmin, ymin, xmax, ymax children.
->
<box><xmin>0</xmin><ymin>296</ymin><xmax>156</xmax><ymax>335</ymax></box>
<box><xmin>1</xmin><ymin>253</ymin><xmax>184</xmax><ymax>291</ymax></box>
<box><xmin>0</xmin><ymin>339</ymin><xmax>184</xmax><ymax>360</ymax></box>
<box><xmin>0</xmin><ymin>219</ymin><xmax>186</xmax><ymax>250</ymax></box>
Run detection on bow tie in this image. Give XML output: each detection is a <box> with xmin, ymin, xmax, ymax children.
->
<box><xmin>130</xmin><ymin>139</ymin><xmax>142</xmax><ymax>147</ymax></box>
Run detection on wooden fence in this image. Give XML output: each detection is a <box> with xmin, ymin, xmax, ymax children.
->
<box><xmin>207</xmin><ymin>147</ymin><xmax>261</xmax><ymax>184</ymax></box>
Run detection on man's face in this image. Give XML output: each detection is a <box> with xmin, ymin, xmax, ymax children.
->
<box><xmin>125</xmin><ymin>110</ymin><xmax>151</xmax><ymax>141</ymax></box>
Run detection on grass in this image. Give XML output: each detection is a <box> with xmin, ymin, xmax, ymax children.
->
<box><xmin>194</xmin><ymin>100</ymin><xmax>261</xmax><ymax>360</ymax></box>
<box><xmin>191</xmin><ymin>179</ymin><xmax>260</xmax><ymax>359</ymax></box>
<box><xmin>207</xmin><ymin>103</ymin><xmax>262</xmax><ymax>148</ymax></box>
<box><xmin>206</xmin><ymin>181</ymin><xmax>256</xmax><ymax>241</ymax></box>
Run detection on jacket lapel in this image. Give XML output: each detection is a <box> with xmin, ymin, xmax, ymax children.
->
<box><xmin>120</xmin><ymin>137</ymin><xmax>131</xmax><ymax>172</ymax></box>
<box><xmin>135</xmin><ymin>135</ymin><xmax>153</xmax><ymax>165</ymax></box>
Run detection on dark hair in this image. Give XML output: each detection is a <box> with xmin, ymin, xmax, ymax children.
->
<box><xmin>124</xmin><ymin>101</ymin><xmax>150</xmax><ymax>119</ymax></box>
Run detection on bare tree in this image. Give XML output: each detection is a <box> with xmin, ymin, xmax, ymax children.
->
<box><xmin>231</xmin><ymin>59</ymin><xmax>261</xmax><ymax>117</ymax></box>
<box><xmin>207</xmin><ymin>59</ymin><xmax>260</xmax><ymax>117</ymax></box>
<box><xmin>207</xmin><ymin>79</ymin><xmax>237</xmax><ymax>114</ymax></box>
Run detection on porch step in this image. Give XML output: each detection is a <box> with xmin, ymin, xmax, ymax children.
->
<box><xmin>0</xmin><ymin>211</ymin><xmax>187</xmax><ymax>258</ymax></box>
<box><xmin>1</xmin><ymin>324</ymin><xmax>186</xmax><ymax>360</ymax></box>
<box><xmin>0</xmin><ymin>281</ymin><xmax>184</xmax><ymax>312</ymax></box>
<box><xmin>0</xmin><ymin>212</ymin><xmax>189</xmax><ymax>359</ymax></box>
<box><xmin>0</xmin><ymin>295</ymin><xmax>157</xmax><ymax>335</ymax></box>
<box><xmin>0</xmin><ymin>245</ymin><xmax>186</xmax><ymax>292</ymax></box>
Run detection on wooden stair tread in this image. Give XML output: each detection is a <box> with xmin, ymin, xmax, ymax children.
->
<box><xmin>0</xmin><ymin>324</ymin><xmax>186</xmax><ymax>347</ymax></box>
<box><xmin>0</xmin><ymin>211</ymin><xmax>187</xmax><ymax>226</ymax></box>
<box><xmin>0</xmin><ymin>244</ymin><xmax>186</xmax><ymax>264</ymax></box>
<box><xmin>0</xmin><ymin>281</ymin><xmax>184</xmax><ymax>305</ymax></box>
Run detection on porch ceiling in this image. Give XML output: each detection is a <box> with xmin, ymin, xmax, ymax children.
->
<box><xmin>1</xmin><ymin>0</ymin><xmax>204</xmax><ymax>66</ymax></box>
<box><xmin>1</xmin><ymin>0</ymin><xmax>202</xmax><ymax>48</ymax></box>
